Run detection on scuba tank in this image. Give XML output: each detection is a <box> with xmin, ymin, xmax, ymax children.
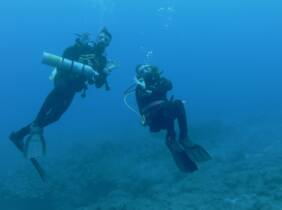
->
<box><xmin>42</xmin><ymin>52</ymin><xmax>99</xmax><ymax>80</ymax></box>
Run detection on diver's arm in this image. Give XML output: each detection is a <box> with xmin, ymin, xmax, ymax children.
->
<box><xmin>62</xmin><ymin>46</ymin><xmax>77</xmax><ymax>60</ymax></box>
<box><xmin>97</xmin><ymin>58</ymin><xmax>118</xmax><ymax>90</ymax></box>
<box><xmin>160</xmin><ymin>78</ymin><xmax>173</xmax><ymax>91</ymax></box>
<box><xmin>94</xmin><ymin>73</ymin><xmax>107</xmax><ymax>88</ymax></box>
<box><xmin>135</xmin><ymin>87</ymin><xmax>146</xmax><ymax>114</ymax></box>
<box><xmin>150</xmin><ymin>78</ymin><xmax>173</xmax><ymax>95</ymax></box>
<box><xmin>93</xmin><ymin>56</ymin><xmax>110</xmax><ymax>90</ymax></box>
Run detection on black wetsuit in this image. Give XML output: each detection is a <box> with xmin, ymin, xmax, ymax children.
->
<box><xmin>13</xmin><ymin>43</ymin><xmax>108</xmax><ymax>139</ymax></box>
<box><xmin>135</xmin><ymin>77</ymin><xmax>188</xmax><ymax>142</ymax></box>
<box><xmin>136</xmin><ymin>77</ymin><xmax>203</xmax><ymax>173</ymax></box>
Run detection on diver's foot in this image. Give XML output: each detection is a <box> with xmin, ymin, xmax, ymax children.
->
<box><xmin>30</xmin><ymin>125</ymin><xmax>43</xmax><ymax>135</ymax></box>
<box><xmin>9</xmin><ymin>132</ymin><xmax>25</xmax><ymax>151</ymax></box>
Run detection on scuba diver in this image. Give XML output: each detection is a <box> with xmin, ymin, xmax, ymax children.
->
<box><xmin>9</xmin><ymin>28</ymin><xmax>115</xmax><ymax>180</ymax></box>
<box><xmin>126</xmin><ymin>64</ymin><xmax>211</xmax><ymax>173</ymax></box>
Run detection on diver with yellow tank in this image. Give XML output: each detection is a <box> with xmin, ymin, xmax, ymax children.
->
<box><xmin>9</xmin><ymin>28</ymin><xmax>116</xmax><ymax>180</ymax></box>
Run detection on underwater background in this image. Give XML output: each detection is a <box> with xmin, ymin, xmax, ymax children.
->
<box><xmin>1</xmin><ymin>0</ymin><xmax>282</xmax><ymax>209</ymax></box>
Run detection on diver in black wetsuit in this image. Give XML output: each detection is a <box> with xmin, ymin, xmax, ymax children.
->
<box><xmin>134</xmin><ymin>64</ymin><xmax>211</xmax><ymax>172</ymax></box>
<box><xmin>10</xmin><ymin>28</ymin><xmax>114</xmax><ymax>152</ymax></box>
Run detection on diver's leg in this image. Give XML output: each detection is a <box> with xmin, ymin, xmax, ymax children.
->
<box><xmin>19</xmin><ymin>90</ymin><xmax>75</xmax><ymax>159</ymax></box>
<box><xmin>37</xmin><ymin>90</ymin><xmax>75</xmax><ymax>128</ymax></box>
<box><xmin>33</xmin><ymin>88</ymin><xmax>62</xmax><ymax>127</ymax></box>
<box><xmin>165</xmin><ymin>117</ymin><xmax>198</xmax><ymax>172</ymax></box>
<box><xmin>9</xmin><ymin>124</ymin><xmax>31</xmax><ymax>150</ymax></box>
<box><xmin>174</xmin><ymin>100</ymin><xmax>188</xmax><ymax>139</ymax></box>
<box><xmin>165</xmin><ymin>119</ymin><xmax>177</xmax><ymax>150</ymax></box>
<box><xmin>173</xmin><ymin>100</ymin><xmax>211</xmax><ymax>162</ymax></box>
<box><xmin>172</xmin><ymin>100</ymin><xmax>193</xmax><ymax>146</ymax></box>
<box><xmin>9</xmin><ymin>89</ymin><xmax>59</xmax><ymax>148</ymax></box>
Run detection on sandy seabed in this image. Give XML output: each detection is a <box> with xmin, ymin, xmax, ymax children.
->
<box><xmin>1</xmin><ymin>119</ymin><xmax>282</xmax><ymax>210</ymax></box>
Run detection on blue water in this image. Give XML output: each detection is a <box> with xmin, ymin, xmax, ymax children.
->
<box><xmin>1</xmin><ymin>0</ymin><xmax>282</xmax><ymax>209</ymax></box>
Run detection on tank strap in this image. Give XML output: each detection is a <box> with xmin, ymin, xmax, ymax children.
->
<box><xmin>81</xmin><ymin>83</ymin><xmax>88</xmax><ymax>98</ymax></box>
<box><xmin>142</xmin><ymin>100</ymin><xmax>166</xmax><ymax>114</ymax></box>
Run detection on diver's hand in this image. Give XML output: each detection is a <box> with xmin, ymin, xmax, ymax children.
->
<box><xmin>145</xmin><ymin>89</ymin><xmax>153</xmax><ymax>95</ymax></box>
<box><xmin>88</xmin><ymin>78</ymin><xmax>95</xmax><ymax>85</ymax></box>
<box><xmin>103</xmin><ymin>66</ymin><xmax>113</xmax><ymax>75</ymax></box>
<box><xmin>103</xmin><ymin>61</ymin><xmax>118</xmax><ymax>75</ymax></box>
<box><xmin>140</xmin><ymin>115</ymin><xmax>147</xmax><ymax>126</ymax></box>
<box><xmin>89</xmin><ymin>69</ymin><xmax>99</xmax><ymax>83</ymax></box>
<box><xmin>144</xmin><ymin>83</ymin><xmax>158</xmax><ymax>95</ymax></box>
<box><xmin>78</xmin><ymin>54</ymin><xmax>99</xmax><ymax>78</ymax></box>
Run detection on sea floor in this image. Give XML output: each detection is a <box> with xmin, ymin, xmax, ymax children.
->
<box><xmin>1</xmin><ymin>118</ymin><xmax>282</xmax><ymax>210</ymax></box>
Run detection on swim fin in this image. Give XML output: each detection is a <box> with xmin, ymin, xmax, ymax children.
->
<box><xmin>180</xmin><ymin>140</ymin><xmax>212</xmax><ymax>163</ymax></box>
<box><xmin>9</xmin><ymin>132</ymin><xmax>46</xmax><ymax>182</ymax></box>
<box><xmin>24</xmin><ymin>133</ymin><xmax>46</xmax><ymax>159</ymax></box>
<box><xmin>166</xmin><ymin>137</ymin><xmax>198</xmax><ymax>173</ymax></box>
